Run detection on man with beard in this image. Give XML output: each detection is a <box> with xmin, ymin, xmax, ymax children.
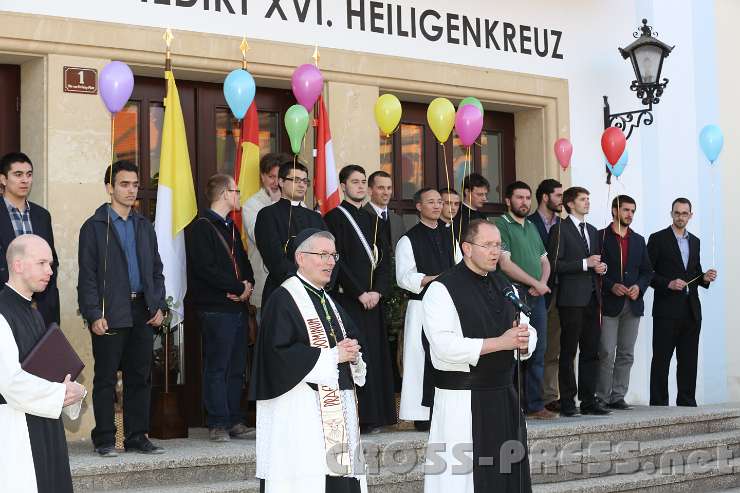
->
<box><xmin>529</xmin><ymin>179</ymin><xmax>563</xmax><ymax>413</ymax></box>
<box><xmin>242</xmin><ymin>152</ymin><xmax>291</xmax><ymax>321</ymax></box>
<box><xmin>597</xmin><ymin>195</ymin><xmax>653</xmax><ymax>411</ymax></box>
<box><xmin>255</xmin><ymin>160</ymin><xmax>327</xmax><ymax>306</ymax></box>
<box><xmin>648</xmin><ymin>198</ymin><xmax>717</xmax><ymax>406</ymax></box>
<box><xmin>250</xmin><ymin>228</ymin><xmax>367</xmax><ymax>492</ymax></box>
<box><xmin>454</xmin><ymin>173</ymin><xmax>489</xmax><ymax>241</ymax></box>
<box><xmin>495</xmin><ymin>181</ymin><xmax>555</xmax><ymax>420</ymax></box>
<box><xmin>396</xmin><ymin>188</ymin><xmax>461</xmax><ymax>430</ymax></box>
<box><xmin>422</xmin><ymin>220</ymin><xmax>536</xmax><ymax>493</ymax></box>
<box><xmin>325</xmin><ymin>165</ymin><xmax>396</xmax><ymax>433</ymax></box>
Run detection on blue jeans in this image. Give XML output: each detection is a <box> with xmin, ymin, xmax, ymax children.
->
<box><xmin>199</xmin><ymin>311</ymin><xmax>247</xmax><ymax>429</ymax></box>
<box><xmin>521</xmin><ymin>294</ymin><xmax>547</xmax><ymax>412</ymax></box>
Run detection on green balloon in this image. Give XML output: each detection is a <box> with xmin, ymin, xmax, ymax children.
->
<box><xmin>285</xmin><ymin>104</ymin><xmax>310</xmax><ymax>154</ymax></box>
<box><xmin>458</xmin><ymin>96</ymin><xmax>484</xmax><ymax>116</ymax></box>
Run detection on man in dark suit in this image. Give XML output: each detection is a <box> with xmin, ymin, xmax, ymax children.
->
<box><xmin>529</xmin><ymin>178</ymin><xmax>562</xmax><ymax>413</ymax></box>
<box><xmin>0</xmin><ymin>152</ymin><xmax>60</xmax><ymax>326</ymax></box>
<box><xmin>597</xmin><ymin>195</ymin><xmax>653</xmax><ymax>410</ymax></box>
<box><xmin>647</xmin><ymin>197</ymin><xmax>717</xmax><ymax>406</ymax></box>
<box><xmin>547</xmin><ymin>186</ymin><xmax>610</xmax><ymax>416</ymax></box>
<box><xmin>454</xmin><ymin>173</ymin><xmax>489</xmax><ymax>241</ymax></box>
<box><xmin>365</xmin><ymin>170</ymin><xmax>405</xmax><ymax>251</ymax></box>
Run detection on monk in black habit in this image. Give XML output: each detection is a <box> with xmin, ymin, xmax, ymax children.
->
<box><xmin>0</xmin><ymin>235</ymin><xmax>86</xmax><ymax>493</ymax></box>
<box><xmin>250</xmin><ymin>228</ymin><xmax>367</xmax><ymax>492</ymax></box>
<box><xmin>255</xmin><ymin>160</ymin><xmax>326</xmax><ymax>306</ymax></box>
<box><xmin>324</xmin><ymin>165</ymin><xmax>396</xmax><ymax>433</ymax></box>
<box><xmin>422</xmin><ymin>221</ymin><xmax>536</xmax><ymax>493</ymax></box>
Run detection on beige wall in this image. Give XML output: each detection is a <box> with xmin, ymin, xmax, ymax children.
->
<box><xmin>0</xmin><ymin>11</ymin><xmax>569</xmax><ymax>441</ymax></box>
<box><xmin>716</xmin><ymin>0</ymin><xmax>740</xmax><ymax>401</ymax></box>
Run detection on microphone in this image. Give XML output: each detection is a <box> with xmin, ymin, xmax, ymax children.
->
<box><xmin>502</xmin><ymin>286</ymin><xmax>533</xmax><ymax>318</ymax></box>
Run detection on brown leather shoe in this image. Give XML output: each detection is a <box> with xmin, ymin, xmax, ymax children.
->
<box><xmin>545</xmin><ymin>400</ymin><xmax>561</xmax><ymax>413</ymax></box>
<box><xmin>526</xmin><ymin>408</ymin><xmax>558</xmax><ymax>420</ymax></box>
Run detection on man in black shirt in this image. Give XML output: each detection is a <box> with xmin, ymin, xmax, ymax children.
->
<box><xmin>186</xmin><ymin>174</ymin><xmax>255</xmax><ymax>442</ymax></box>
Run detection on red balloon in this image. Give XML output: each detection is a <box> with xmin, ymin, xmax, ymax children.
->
<box><xmin>601</xmin><ymin>127</ymin><xmax>626</xmax><ymax>165</ymax></box>
<box><xmin>553</xmin><ymin>138</ymin><xmax>573</xmax><ymax>170</ymax></box>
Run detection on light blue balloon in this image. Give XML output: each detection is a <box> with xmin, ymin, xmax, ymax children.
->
<box><xmin>223</xmin><ymin>69</ymin><xmax>256</xmax><ymax>120</ymax></box>
<box><xmin>699</xmin><ymin>124</ymin><xmax>724</xmax><ymax>164</ymax></box>
<box><xmin>606</xmin><ymin>149</ymin><xmax>628</xmax><ymax>177</ymax></box>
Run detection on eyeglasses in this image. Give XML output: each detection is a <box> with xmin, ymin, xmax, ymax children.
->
<box><xmin>227</xmin><ymin>189</ymin><xmax>241</xmax><ymax>195</ymax></box>
<box><xmin>465</xmin><ymin>241</ymin><xmax>501</xmax><ymax>252</ymax></box>
<box><xmin>300</xmin><ymin>251</ymin><xmax>340</xmax><ymax>262</ymax></box>
<box><xmin>672</xmin><ymin>211</ymin><xmax>691</xmax><ymax>218</ymax></box>
<box><xmin>283</xmin><ymin>177</ymin><xmax>311</xmax><ymax>185</ymax></box>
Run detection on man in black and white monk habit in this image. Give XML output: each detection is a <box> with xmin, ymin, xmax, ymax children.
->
<box><xmin>0</xmin><ymin>235</ymin><xmax>86</xmax><ymax>493</ymax></box>
<box><xmin>396</xmin><ymin>188</ymin><xmax>461</xmax><ymax>431</ymax></box>
<box><xmin>250</xmin><ymin>228</ymin><xmax>368</xmax><ymax>493</ymax></box>
<box><xmin>325</xmin><ymin>165</ymin><xmax>396</xmax><ymax>433</ymax></box>
<box><xmin>422</xmin><ymin>220</ymin><xmax>536</xmax><ymax>493</ymax></box>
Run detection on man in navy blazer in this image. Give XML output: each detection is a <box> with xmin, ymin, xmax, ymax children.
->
<box><xmin>596</xmin><ymin>195</ymin><xmax>653</xmax><ymax>410</ymax></box>
<box><xmin>0</xmin><ymin>152</ymin><xmax>60</xmax><ymax>326</ymax></box>
<box><xmin>647</xmin><ymin>198</ymin><xmax>716</xmax><ymax>406</ymax></box>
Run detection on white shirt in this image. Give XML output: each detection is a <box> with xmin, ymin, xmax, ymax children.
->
<box><xmin>569</xmin><ymin>214</ymin><xmax>591</xmax><ymax>272</ymax></box>
<box><xmin>367</xmin><ymin>201</ymin><xmax>388</xmax><ymax>218</ymax></box>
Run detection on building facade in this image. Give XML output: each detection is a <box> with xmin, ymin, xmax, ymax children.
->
<box><xmin>0</xmin><ymin>0</ymin><xmax>737</xmax><ymax>440</ymax></box>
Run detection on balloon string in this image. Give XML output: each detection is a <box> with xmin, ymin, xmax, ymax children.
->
<box><xmin>102</xmin><ymin>116</ymin><xmax>115</xmax><ymax>320</ymax></box>
<box><xmin>711</xmin><ymin>164</ymin><xmax>716</xmax><ymax>267</ymax></box>
<box><xmin>284</xmin><ymin>154</ymin><xmax>297</xmax><ymax>254</ymax></box>
<box><xmin>440</xmin><ymin>142</ymin><xmax>455</xmax><ymax>253</ymax></box>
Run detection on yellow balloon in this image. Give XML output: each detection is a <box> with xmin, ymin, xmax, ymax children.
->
<box><xmin>427</xmin><ymin>98</ymin><xmax>455</xmax><ymax>143</ymax></box>
<box><xmin>374</xmin><ymin>94</ymin><xmax>402</xmax><ymax>137</ymax></box>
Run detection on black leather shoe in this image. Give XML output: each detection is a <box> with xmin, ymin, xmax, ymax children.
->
<box><xmin>608</xmin><ymin>399</ymin><xmax>633</xmax><ymax>410</ymax></box>
<box><xmin>581</xmin><ymin>401</ymin><xmax>612</xmax><ymax>416</ymax></box>
<box><xmin>95</xmin><ymin>444</ymin><xmax>119</xmax><ymax>457</ymax></box>
<box><xmin>124</xmin><ymin>436</ymin><xmax>165</xmax><ymax>454</ymax></box>
<box><xmin>560</xmin><ymin>406</ymin><xmax>579</xmax><ymax>417</ymax></box>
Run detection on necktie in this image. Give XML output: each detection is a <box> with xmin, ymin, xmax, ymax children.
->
<box><xmin>381</xmin><ymin>210</ymin><xmax>388</xmax><ymax>222</ymax></box>
<box><xmin>578</xmin><ymin>222</ymin><xmax>590</xmax><ymax>254</ymax></box>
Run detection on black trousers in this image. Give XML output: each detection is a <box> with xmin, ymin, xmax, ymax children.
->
<box><xmin>650</xmin><ymin>317</ymin><xmax>701</xmax><ymax>406</ymax></box>
<box><xmin>91</xmin><ymin>299</ymin><xmax>154</xmax><ymax>447</ymax></box>
<box><xmin>558</xmin><ymin>296</ymin><xmax>600</xmax><ymax>409</ymax></box>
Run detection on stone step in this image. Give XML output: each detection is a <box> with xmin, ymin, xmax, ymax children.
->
<box><xmin>102</xmin><ymin>479</ymin><xmax>261</xmax><ymax>493</ymax></box>
<box><xmin>532</xmin><ymin>429</ymin><xmax>740</xmax><ymax>483</ymax></box>
<box><xmin>531</xmin><ymin>456</ymin><xmax>740</xmax><ymax>493</ymax></box>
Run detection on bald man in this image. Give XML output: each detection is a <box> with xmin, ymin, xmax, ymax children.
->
<box><xmin>0</xmin><ymin>234</ymin><xmax>86</xmax><ymax>493</ymax></box>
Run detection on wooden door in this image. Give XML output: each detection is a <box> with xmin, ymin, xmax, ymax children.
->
<box><xmin>0</xmin><ymin>65</ymin><xmax>21</xmax><ymax>159</ymax></box>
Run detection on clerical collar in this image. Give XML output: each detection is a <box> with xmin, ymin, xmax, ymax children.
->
<box><xmin>463</xmin><ymin>202</ymin><xmax>476</xmax><ymax>211</ymax></box>
<box><xmin>280</xmin><ymin>197</ymin><xmax>304</xmax><ymax>207</ymax></box>
<box><xmin>461</xmin><ymin>261</ymin><xmax>489</xmax><ymax>280</ymax></box>
<box><xmin>419</xmin><ymin>219</ymin><xmax>438</xmax><ymax>229</ymax></box>
<box><xmin>4</xmin><ymin>282</ymin><xmax>32</xmax><ymax>302</ymax></box>
<box><xmin>296</xmin><ymin>272</ymin><xmax>324</xmax><ymax>293</ymax></box>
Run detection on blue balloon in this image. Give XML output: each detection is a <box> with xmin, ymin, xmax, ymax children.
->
<box><xmin>699</xmin><ymin>124</ymin><xmax>724</xmax><ymax>164</ymax></box>
<box><xmin>606</xmin><ymin>149</ymin><xmax>628</xmax><ymax>177</ymax></box>
<box><xmin>223</xmin><ymin>69</ymin><xmax>256</xmax><ymax>120</ymax></box>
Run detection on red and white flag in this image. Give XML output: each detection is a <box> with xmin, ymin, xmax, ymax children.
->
<box><xmin>315</xmin><ymin>94</ymin><xmax>340</xmax><ymax>215</ymax></box>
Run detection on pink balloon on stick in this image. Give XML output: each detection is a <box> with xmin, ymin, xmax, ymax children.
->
<box><xmin>554</xmin><ymin>138</ymin><xmax>573</xmax><ymax>170</ymax></box>
<box><xmin>291</xmin><ymin>64</ymin><xmax>324</xmax><ymax>110</ymax></box>
<box><xmin>455</xmin><ymin>104</ymin><xmax>483</xmax><ymax>147</ymax></box>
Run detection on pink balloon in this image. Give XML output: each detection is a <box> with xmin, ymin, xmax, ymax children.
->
<box><xmin>455</xmin><ymin>104</ymin><xmax>483</xmax><ymax>147</ymax></box>
<box><xmin>291</xmin><ymin>64</ymin><xmax>324</xmax><ymax>110</ymax></box>
<box><xmin>554</xmin><ymin>138</ymin><xmax>573</xmax><ymax>170</ymax></box>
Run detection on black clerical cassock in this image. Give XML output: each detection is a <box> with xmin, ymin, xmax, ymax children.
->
<box><xmin>453</xmin><ymin>203</ymin><xmax>487</xmax><ymax>241</ymax></box>
<box><xmin>396</xmin><ymin>219</ymin><xmax>459</xmax><ymax>421</ymax></box>
<box><xmin>324</xmin><ymin>201</ymin><xmax>396</xmax><ymax>429</ymax></box>
<box><xmin>250</xmin><ymin>274</ymin><xmax>367</xmax><ymax>493</ymax></box>
<box><xmin>254</xmin><ymin>198</ymin><xmax>327</xmax><ymax>306</ymax></box>
<box><xmin>0</xmin><ymin>286</ymin><xmax>78</xmax><ymax>493</ymax></box>
<box><xmin>422</xmin><ymin>263</ymin><xmax>535</xmax><ymax>493</ymax></box>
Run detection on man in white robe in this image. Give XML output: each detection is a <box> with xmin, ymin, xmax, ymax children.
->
<box><xmin>422</xmin><ymin>220</ymin><xmax>536</xmax><ymax>493</ymax></box>
<box><xmin>250</xmin><ymin>229</ymin><xmax>368</xmax><ymax>493</ymax></box>
<box><xmin>396</xmin><ymin>188</ymin><xmax>461</xmax><ymax>430</ymax></box>
<box><xmin>0</xmin><ymin>234</ymin><xmax>86</xmax><ymax>493</ymax></box>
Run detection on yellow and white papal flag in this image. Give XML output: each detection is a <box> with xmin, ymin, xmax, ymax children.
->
<box><xmin>154</xmin><ymin>70</ymin><xmax>197</xmax><ymax>326</ymax></box>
